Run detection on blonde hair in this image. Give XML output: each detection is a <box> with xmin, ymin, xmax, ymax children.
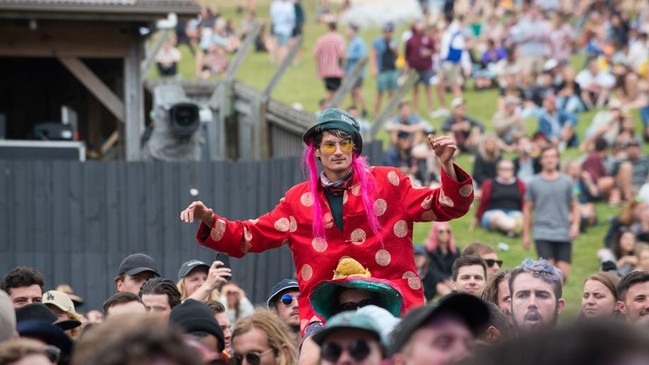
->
<box><xmin>66</xmin><ymin>310</ymin><xmax>84</xmax><ymax>339</ymax></box>
<box><xmin>232</xmin><ymin>309</ymin><xmax>297</xmax><ymax>365</ymax></box>
<box><xmin>176</xmin><ymin>278</ymin><xmax>220</xmax><ymax>301</ymax></box>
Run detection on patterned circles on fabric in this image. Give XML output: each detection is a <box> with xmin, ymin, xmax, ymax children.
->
<box><xmin>312</xmin><ymin>237</ymin><xmax>328</xmax><ymax>252</ymax></box>
<box><xmin>274</xmin><ymin>217</ymin><xmax>291</xmax><ymax>232</ymax></box>
<box><xmin>420</xmin><ymin>196</ymin><xmax>433</xmax><ymax>210</ymax></box>
<box><xmin>393</xmin><ymin>220</ymin><xmax>408</xmax><ymax>238</ymax></box>
<box><xmin>375</xmin><ymin>249</ymin><xmax>391</xmax><ymax>266</ymax></box>
<box><xmin>243</xmin><ymin>227</ymin><xmax>253</xmax><ymax>243</ymax></box>
<box><xmin>351</xmin><ymin>184</ymin><xmax>361</xmax><ymax>196</ymax></box>
<box><xmin>459</xmin><ymin>184</ymin><xmax>474</xmax><ymax>197</ymax></box>
<box><xmin>387</xmin><ymin>171</ymin><xmax>400</xmax><ymax>186</ymax></box>
<box><xmin>439</xmin><ymin>191</ymin><xmax>455</xmax><ymax>208</ymax></box>
<box><xmin>373</xmin><ymin>199</ymin><xmax>387</xmax><ymax>216</ymax></box>
<box><xmin>350</xmin><ymin>228</ymin><xmax>367</xmax><ymax>245</ymax></box>
<box><xmin>301</xmin><ymin>192</ymin><xmax>314</xmax><ymax>207</ymax></box>
<box><xmin>248</xmin><ymin>218</ymin><xmax>259</xmax><ymax>224</ymax></box>
<box><xmin>210</xmin><ymin>219</ymin><xmax>227</xmax><ymax>241</ymax></box>
<box><xmin>301</xmin><ymin>264</ymin><xmax>313</xmax><ymax>281</ymax></box>
<box><xmin>421</xmin><ymin>210</ymin><xmax>437</xmax><ymax>221</ymax></box>
<box><xmin>324</xmin><ymin>212</ymin><xmax>334</xmax><ymax>228</ymax></box>
<box><xmin>403</xmin><ymin>271</ymin><xmax>421</xmax><ymax>290</ymax></box>
<box><xmin>289</xmin><ymin>216</ymin><xmax>298</xmax><ymax>232</ymax></box>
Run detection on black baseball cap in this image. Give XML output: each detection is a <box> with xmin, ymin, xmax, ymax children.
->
<box><xmin>178</xmin><ymin>260</ymin><xmax>211</xmax><ymax>281</ymax></box>
<box><xmin>169</xmin><ymin>299</ymin><xmax>225</xmax><ymax>352</ymax></box>
<box><xmin>117</xmin><ymin>253</ymin><xmax>160</xmax><ymax>277</ymax></box>
<box><xmin>389</xmin><ymin>293</ymin><xmax>490</xmax><ymax>355</ymax></box>
<box><xmin>15</xmin><ymin>303</ymin><xmax>81</xmax><ymax>331</ymax></box>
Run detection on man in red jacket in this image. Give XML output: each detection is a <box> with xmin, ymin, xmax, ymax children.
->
<box><xmin>180</xmin><ymin>108</ymin><xmax>474</xmax><ymax>331</ymax></box>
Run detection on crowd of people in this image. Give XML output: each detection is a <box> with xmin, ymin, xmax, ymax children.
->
<box><xmin>2</xmin><ymin>251</ymin><xmax>649</xmax><ymax>365</ymax></box>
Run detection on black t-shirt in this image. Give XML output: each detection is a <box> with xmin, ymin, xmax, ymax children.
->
<box><xmin>381</xmin><ymin>39</ymin><xmax>397</xmax><ymax>72</ymax></box>
<box><xmin>489</xmin><ymin>180</ymin><xmax>523</xmax><ymax>211</ymax></box>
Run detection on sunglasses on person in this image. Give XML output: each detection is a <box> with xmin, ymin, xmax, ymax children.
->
<box><xmin>321</xmin><ymin>340</ymin><xmax>372</xmax><ymax>363</ymax></box>
<box><xmin>280</xmin><ymin>293</ymin><xmax>299</xmax><ymax>306</ymax></box>
<box><xmin>438</xmin><ymin>229</ymin><xmax>451</xmax><ymax>234</ymax></box>
<box><xmin>484</xmin><ymin>259</ymin><xmax>503</xmax><ymax>268</ymax></box>
<box><xmin>337</xmin><ymin>299</ymin><xmax>377</xmax><ymax>313</ymax></box>
<box><xmin>320</xmin><ymin>140</ymin><xmax>355</xmax><ymax>154</ymax></box>
<box><xmin>230</xmin><ymin>348</ymin><xmax>274</xmax><ymax>365</ymax></box>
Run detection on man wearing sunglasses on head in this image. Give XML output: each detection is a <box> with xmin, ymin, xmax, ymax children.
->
<box><xmin>267</xmin><ymin>279</ymin><xmax>301</xmax><ymax>349</ymax></box>
<box><xmin>462</xmin><ymin>242</ymin><xmax>503</xmax><ymax>280</ymax></box>
<box><xmin>181</xmin><ymin>108</ymin><xmax>474</xmax><ymax>337</ymax></box>
<box><xmin>312</xmin><ymin>311</ymin><xmax>387</xmax><ymax>365</ymax></box>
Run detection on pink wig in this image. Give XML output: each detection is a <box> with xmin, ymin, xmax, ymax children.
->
<box><xmin>423</xmin><ymin>221</ymin><xmax>457</xmax><ymax>254</ymax></box>
<box><xmin>302</xmin><ymin>144</ymin><xmax>381</xmax><ymax>242</ymax></box>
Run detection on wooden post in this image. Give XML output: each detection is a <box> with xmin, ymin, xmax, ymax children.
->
<box><xmin>86</xmin><ymin>95</ymin><xmax>102</xmax><ymax>158</ymax></box>
<box><xmin>207</xmin><ymin>22</ymin><xmax>260</xmax><ymax>161</ymax></box>
<box><xmin>124</xmin><ymin>34</ymin><xmax>145</xmax><ymax>161</ymax></box>
<box><xmin>208</xmin><ymin>21</ymin><xmax>261</xmax><ymax>105</ymax></box>
<box><xmin>140</xmin><ymin>30</ymin><xmax>170</xmax><ymax>79</ymax></box>
<box><xmin>329</xmin><ymin>57</ymin><xmax>367</xmax><ymax>108</ymax></box>
<box><xmin>251</xmin><ymin>36</ymin><xmax>303</xmax><ymax>160</ymax></box>
<box><xmin>262</xmin><ymin>36</ymin><xmax>303</xmax><ymax>99</ymax></box>
<box><xmin>58</xmin><ymin>57</ymin><xmax>125</xmax><ymax>123</ymax></box>
<box><xmin>369</xmin><ymin>71</ymin><xmax>418</xmax><ymax>141</ymax></box>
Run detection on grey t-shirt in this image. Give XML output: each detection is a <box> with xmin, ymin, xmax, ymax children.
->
<box><xmin>525</xmin><ymin>173</ymin><xmax>574</xmax><ymax>242</ymax></box>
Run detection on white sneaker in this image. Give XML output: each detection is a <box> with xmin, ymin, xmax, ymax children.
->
<box><xmin>429</xmin><ymin>108</ymin><xmax>450</xmax><ymax>118</ymax></box>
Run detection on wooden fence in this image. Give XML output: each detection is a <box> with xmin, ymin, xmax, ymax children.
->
<box><xmin>0</xmin><ymin>142</ymin><xmax>384</xmax><ymax>311</ymax></box>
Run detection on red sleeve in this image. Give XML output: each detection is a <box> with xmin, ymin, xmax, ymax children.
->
<box><xmin>195</xmin><ymin>196</ymin><xmax>294</xmax><ymax>258</ymax></box>
<box><xmin>399</xmin><ymin>163</ymin><xmax>474</xmax><ymax>222</ymax></box>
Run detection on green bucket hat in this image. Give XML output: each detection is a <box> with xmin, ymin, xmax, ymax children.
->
<box><xmin>303</xmin><ymin>108</ymin><xmax>363</xmax><ymax>153</ymax></box>
<box><xmin>310</xmin><ymin>276</ymin><xmax>404</xmax><ymax>321</ymax></box>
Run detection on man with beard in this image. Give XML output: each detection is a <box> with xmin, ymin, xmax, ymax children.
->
<box><xmin>509</xmin><ymin>258</ymin><xmax>564</xmax><ymax>333</ymax></box>
<box><xmin>616</xmin><ymin>271</ymin><xmax>649</xmax><ymax>321</ymax></box>
<box><xmin>267</xmin><ymin>279</ymin><xmax>301</xmax><ymax>348</ymax></box>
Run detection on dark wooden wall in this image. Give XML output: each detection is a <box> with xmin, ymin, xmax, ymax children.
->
<box><xmin>0</xmin><ymin>142</ymin><xmax>384</xmax><ymax>311</ymax></box>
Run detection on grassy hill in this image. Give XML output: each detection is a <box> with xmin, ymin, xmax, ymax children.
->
<box><xmin>156</xmin><ymin>0</ymin><xmax>635</xmax><ymax>318</ymax></box>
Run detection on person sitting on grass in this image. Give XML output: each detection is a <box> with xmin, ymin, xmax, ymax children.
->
<box><xmin>472</xmin><ymin>159</ymin><xmax>525</xmax><ymax>238</ymax></box>
<box><xmin>598</xmin><ymin>230</ymin><xmax>640</xmax><ymax>277</ymax></box>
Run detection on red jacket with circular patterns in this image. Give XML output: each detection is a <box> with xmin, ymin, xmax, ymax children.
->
<box><xmin>196</xmin><ymin>165</ymin><xmax>474</xmax><ymax>330</ymax></box>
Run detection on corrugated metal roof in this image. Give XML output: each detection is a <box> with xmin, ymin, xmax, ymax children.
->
<box><xmin>0</xmin><ymin>0</ymin><xmax>200</xmax><ymax>18</ymax></box>
<box><xmin>0</xmin><ymin>0</ymin><xmax>193</xmax><ymax>5</ymax></box>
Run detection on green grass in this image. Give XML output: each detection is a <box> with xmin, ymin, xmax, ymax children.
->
<box><xmin>153</xmin><ymin>0</ymin><xmax>637</xmax><ymax>318</ymax></box>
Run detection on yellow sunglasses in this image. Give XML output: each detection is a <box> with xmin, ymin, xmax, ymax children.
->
<box><xmin>320</xmin><ymin>140</ymin><xmax>355</xmax><ymax>154</ymax></box>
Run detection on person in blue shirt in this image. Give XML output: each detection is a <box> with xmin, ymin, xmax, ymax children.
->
<box><xmin>537</xmin><ymin>92</ymin><xmax>578</xmax><ymax>149</ymax></box>
<box><xmin>345</xmin><ymin>22</ymin><xmax>368</xmax><ymax>117</ymax></box>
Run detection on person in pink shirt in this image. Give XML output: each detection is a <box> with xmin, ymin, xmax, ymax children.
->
<box><xmin>313</xmin><ymin>22</ymin><xmax>346</xmax><ymax>105</ymax></box>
